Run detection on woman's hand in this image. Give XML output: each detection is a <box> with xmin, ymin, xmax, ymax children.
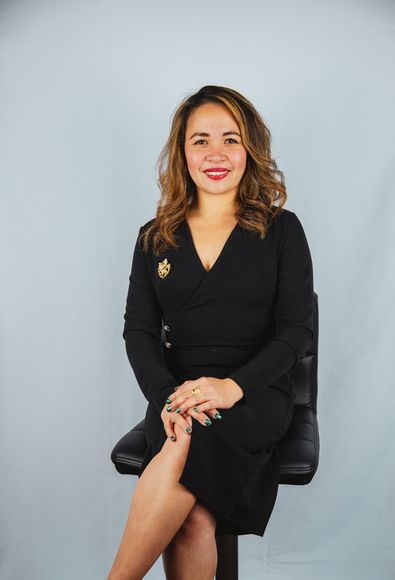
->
<box><xmin>167</xmin><ymin>377</ymin><xmax>244</xmax><ymax>421</ymax></box>
<box><xmin>161</xmin><ymin>402</ymin><xmax>193</xmax><ymax>442</ymax></box>
<box><xmin>161</xmin><ymin>388</ymin><xmax>219</xmax><ymax>441</ymax></box>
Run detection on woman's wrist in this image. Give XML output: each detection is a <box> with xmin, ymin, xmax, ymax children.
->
<box><xmin>222</xmin><ymin>377</ymin><xmax>245</xmax><ymax>404</ymax></box>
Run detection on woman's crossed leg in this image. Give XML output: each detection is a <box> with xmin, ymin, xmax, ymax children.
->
<box><xmin>107</xmin><ymin>421</ymin><xmax>217</xmax><ymax>580</ymax></box>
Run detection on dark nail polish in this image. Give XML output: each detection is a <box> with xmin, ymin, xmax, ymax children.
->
<box><xmin>166</xmin><ymin>398</ymin><xmax>171</xmax><ymax>404</ymax></box>
<box><xmin>166</xmin><ymin>405</ymin><xmax>172</xmax><ymax>412</ymax></box>
<box><xmin>215</xmin><ymin>412</ymin><xmax>222</xmax><ymax>420</ymax></box>
<box><xmin>185</xmin><ymin>426</ymin><xmax>192</xmax><ymax>433</ymax></box>
<box><xmin>204</xmin><ymin>418</ymin><xmax>212</xmax><ymax>426</ymax></box>
<box><xmin>176</xmin><ymin>408</ymin><xmax>181</xmax><ymax>414</ymax></box>
<box><xmin>170</xmin><ymin>435</ymin><xmax>175</xmax><ymax>441</ymax></box>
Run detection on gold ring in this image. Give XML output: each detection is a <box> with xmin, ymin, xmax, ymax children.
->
<box><xmin>192</xmin><ymin>387</ymin><xmax>205</xmax><ymax>402</ymax></box>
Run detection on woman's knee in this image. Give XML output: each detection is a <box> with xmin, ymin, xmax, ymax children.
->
<box><xmin>176</xmin><ymin>502</ymin><xmax>217</xmax><ymax>542</ymax></box>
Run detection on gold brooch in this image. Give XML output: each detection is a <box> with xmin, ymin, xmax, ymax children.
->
<box><xmin>158</xmin><ymin>258</ymin><xmax>171</xmax><ymax>279</ymax></box>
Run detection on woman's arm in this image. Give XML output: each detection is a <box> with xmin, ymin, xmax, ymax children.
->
<box><xmin>227</xmin><ymin>211</ymin><xmax>314</xmax><ymax>403</ymax></box>
<box><xmin>122</xmin><ymin>226</ymin><xmax>179</xmax><ymax>414</ymax></box>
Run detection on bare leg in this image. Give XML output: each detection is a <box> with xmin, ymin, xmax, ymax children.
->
<box><xmin>107</xmin><ymin>423</ymin><xmax>198</xmax><ymax>580</ymax></box>
<box><xmin>162</xmin><ymin>502</ymin><xmax>218</xmax><ymax>580</ymax></box>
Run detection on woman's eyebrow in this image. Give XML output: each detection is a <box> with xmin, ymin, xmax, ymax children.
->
<box><xmin>188</xmin><ymin>131</ymin><xmax>241</xmax><ymax>140</ymax></box>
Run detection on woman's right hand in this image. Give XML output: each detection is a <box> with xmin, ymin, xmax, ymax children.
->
<box><xmin>161</xmin><ymin>402</ymin><xmax>215</xmax><ymax>441</ymax></box>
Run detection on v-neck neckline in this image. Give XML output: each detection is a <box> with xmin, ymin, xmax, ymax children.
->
<box><xmin>183</xmin><ymin>218</ymin><xmax>239</xmax><ymax>276</ymax></box>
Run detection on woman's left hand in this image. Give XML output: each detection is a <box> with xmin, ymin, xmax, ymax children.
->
<box><xmin>166</xmin><ymin>377</ymin><xmax>244</xmax><ymax>420</ymax></box>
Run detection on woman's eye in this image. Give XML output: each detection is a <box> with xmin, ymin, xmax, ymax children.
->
<box><xmin>194</xmin><ymin>138</ymin><xmax>238</xmax><ymax>145</ymax></box>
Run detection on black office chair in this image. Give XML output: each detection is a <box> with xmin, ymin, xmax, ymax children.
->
<box><xmin>111</xmin><ymin>292</ymin><xmax>320</xmax><ymax>579</ymax></box>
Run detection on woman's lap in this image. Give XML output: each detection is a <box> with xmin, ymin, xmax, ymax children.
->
<box><xmin>144</xmin><ymin>383</ymin><xmax>294</xmax><ymax>456</ymax></box>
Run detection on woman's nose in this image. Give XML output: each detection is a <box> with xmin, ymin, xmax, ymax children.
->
<box><xmin>206</xmin><ymin>148</ymin><xmax>227</xmax><ymax>159</ymax></box>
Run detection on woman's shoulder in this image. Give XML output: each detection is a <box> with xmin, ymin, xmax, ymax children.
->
<box><xmin>271</xmin><ymin>207</ymin><xmax>311</xmax><ymax>256</ymax></box>
<box><xmin>138</xmin><ymin>217</ymin><xmax>156</xmax><ymax>234</ymax></box>
<box><xmin>271</xmin><ymin>207</ymin><xmax>306</xmax><ymax>233</ymax></box>
<box><xmin>262</xmin><ymin>207</ymin><xmax>311</xmax><ymax>254</ymax></box>
<box><xmin>263</xmin><ymin>207</ymin><xmax>294</xmax><ymax>238</ymax></box>
<box><xmin>271</xmin><ymin>206</ymin><xmax>295</xmax><ymax>223</ymax></box>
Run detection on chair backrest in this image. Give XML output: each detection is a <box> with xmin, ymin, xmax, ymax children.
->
<box><xmin>278</xmin><ymin>291</ymin><xmax>319</xmax><ymax>485</ymax></box>
<box><xmin>290</xmin><ymin>291</ymin><xmax>319</xmax><ymax>412</ymax></box>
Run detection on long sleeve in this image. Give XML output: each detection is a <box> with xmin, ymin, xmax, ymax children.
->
<box><xmin>122</xmin><ymin>226</ymin><xmax>179</xmax><ymax>414</ymax></box>
<box><xmin>228</xmin><ymin>211</ymin><xmax>314</xmax><ymax>403</ymax></box>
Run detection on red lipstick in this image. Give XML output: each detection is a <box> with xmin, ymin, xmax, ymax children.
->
<box><xmin>204</xmin><ymin>168</ymin><xmax>230</xmax><ymax>180</ymax></box>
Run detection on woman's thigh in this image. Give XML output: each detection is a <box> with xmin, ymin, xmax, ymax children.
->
<box><xmin>213</xmin><ymin>385</ymin><xmax>294</xmax><ymax>454</ymax></box>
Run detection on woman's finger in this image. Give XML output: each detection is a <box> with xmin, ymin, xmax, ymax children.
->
<box><xmin>167</xmin><ymin>390</ymin><xmax>210</xmax><ymax>414</ymax></box>
<box><xmin>174</xmin><ymin>412</ymin><xmax>192</xmax><ymax>434</ymax></box>
<box><xmin>161</xmin><ymin>409</ymin><xmax>177</xmax><ymax>441</ymax></box>
<box><xmin>183</xmin><ymin>406</ymin><xmax>220</xmax><ymax>426</ymax></box>
<box><xmin>192</xmin><ymin>407</ymin><xmax>213</xmax><ymax>426</ymax></box>
<box><xmin>172</xmin><ymin>394</ymin><xmax>209</xmax><ymax>416</ymax></box>
<box><xmin>167</xmin><ymin>419</ymin><xmax>177</xmax><ymax>441</ymax></box>
<box><xmin>164</xmin><ymin>404</ymin><xmax>193</xmax><ymax>434</ymax></box>
<box><xmin>192</xmin><ymin>404</ymin><xmax>222</xmax><ymax>421</ymax></box>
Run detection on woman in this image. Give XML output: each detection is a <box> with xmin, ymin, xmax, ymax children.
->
<box><xmin>108</xmin><ymin>85</ymin><xmax>314</xmax><ymax>579</ymax></box>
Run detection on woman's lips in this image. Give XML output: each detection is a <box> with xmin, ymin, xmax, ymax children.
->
<box><xmin>204</xmin><ymin>170</ymin><xmax>230</xmax><ymax>180</ymax></box>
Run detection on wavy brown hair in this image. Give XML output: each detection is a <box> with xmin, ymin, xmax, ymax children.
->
<box><xmin>139</xmin><ymin>85</ymin><xmax>288</xmax><ymax>255</ymax></box>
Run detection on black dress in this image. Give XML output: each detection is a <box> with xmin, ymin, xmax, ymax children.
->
<box><xmin>122</xmin><ymin>208</ymin><xmax>314</xmax><ymax>537</ymax></box>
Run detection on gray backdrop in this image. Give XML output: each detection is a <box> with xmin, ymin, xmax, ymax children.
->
<box><xmin>1</xmin><ymin>0</ymin><xmax>394</xmax><ymax>578</ymax></box>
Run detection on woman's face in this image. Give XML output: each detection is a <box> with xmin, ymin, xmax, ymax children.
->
<box><xmin>184</xmin><ymin>102</ymin><xmax>247</xmax><ymax>203</ymax></box>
